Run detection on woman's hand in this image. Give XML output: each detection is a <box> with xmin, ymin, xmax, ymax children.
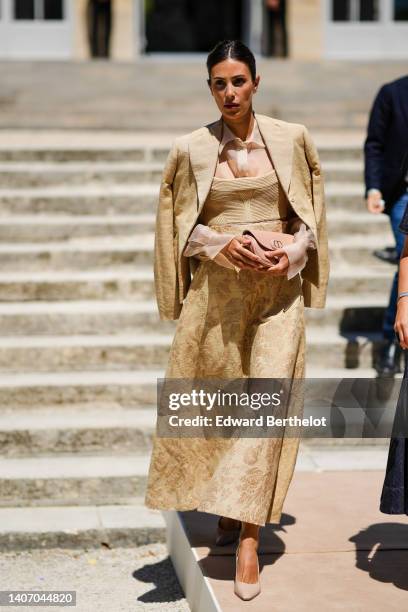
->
<box><xmin>255</xmin><ymin>248</ymin><xmax>290</xmax><ymax>276</ymax></box>
<box><xmin>395</xmin><ymin>297</ymin><xmax>408</xmax><ymax>349</ymax></box>
<box><xmin>221</xmin><ymin>236</ymin><xmax>266</xmax><ymax>270</ymax></box>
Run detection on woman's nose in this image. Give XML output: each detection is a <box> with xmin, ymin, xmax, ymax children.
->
<box><xmin>225</xmin><ymin>83</ymin><xmax>235</xmax><ymax>99</ymax></box>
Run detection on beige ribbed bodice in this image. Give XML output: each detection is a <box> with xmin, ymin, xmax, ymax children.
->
<box><xmin>199</xmin><ymin>169</ymin><xmax>289</xmax><ymax>228</ymax></box>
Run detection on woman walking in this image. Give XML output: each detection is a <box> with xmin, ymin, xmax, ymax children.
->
<box><xmin>381</xmin><ymin>205</ymin><xmax>408</xmax><ymax>515</ymax></box>
<box><xmin>145</xmin><ymin>40</ymin><xmax>329</xmax><ymax>601</ymax></box>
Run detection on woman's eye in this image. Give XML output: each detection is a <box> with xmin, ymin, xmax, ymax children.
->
<box><xmin>214</xmin><ymin>81</ymin><xmax>225</xmax><ymax>89</ymax></box>
<box><xmin>233</xmin><ymin>78</ymin><xmax>245</xmax><ymax>86</ymax></box>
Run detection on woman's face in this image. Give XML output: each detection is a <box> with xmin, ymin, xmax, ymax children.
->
<box><xmin>208</xmin><ymin>58</ymin><xmax>260</xmax><ymax>122</ymax></box>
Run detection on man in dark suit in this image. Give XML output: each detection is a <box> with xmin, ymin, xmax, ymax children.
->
<box><xmin>364</xmin><ymin>75</ymin><xmax>408</xmax><ymax>376</ymax></box>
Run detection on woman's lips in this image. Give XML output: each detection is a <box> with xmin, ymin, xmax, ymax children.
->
<box><xmin>224</xmin><ymin>103</ymin><xmax>240</xmax><ymax>108</ymax></box>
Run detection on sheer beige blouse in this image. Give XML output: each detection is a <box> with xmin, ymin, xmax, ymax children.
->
<box><xmin>183</xmin><ymin>118</ymin><xmax>316</xmax><ymax>278</ymax></box>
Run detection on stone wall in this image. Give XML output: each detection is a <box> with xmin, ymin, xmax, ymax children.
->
<box><xmin>287</xmin><ymin>0</ymin><xmax>323</xmax><ymax>60</ymax></box>
<box><xmin>73</xmin><ymin>0</ymin><xmax>138</xmax><ymax>61</ymax></box>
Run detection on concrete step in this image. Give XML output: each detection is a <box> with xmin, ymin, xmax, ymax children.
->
<box><xmin>0</xmin><ymin>454</ymin><xmax>150</xmax><ymax>507</ymax></box>
<box><xmin>0</xmin><ymin>159</ymin><xmax>363</xmax><ymax>188</ymax></box>
<box><xmin>327</xmin><ymin>211</ymin><xmax>390</xmax><ymax>236</ymax></box>
<box><xmin>0</xmin><ymin>294</ymin><xmax>386</xmax><ymax>337</ymax></box>
<box><xmin>0</xmin><ymin>147</ymin><xmax>166</xmax><ymax>163</ymax></box>
<box><xmin>0</xmin><ymin>144</ymin><xmax>362</xmax><ymax>164</ymax></box>
<box><xmin>0</xmin><ymin>236</ymin><xmax>155</xmax><ymax>270</ymax></box>
<box><xmin>0</xmin><ymin>184</ymin><xmax>158</xmax><ymax>215</ymax></box>
<box><xmin>307</xmin><ymin>329</ymin><xmax>382</xmax><ymax>370</ymax></box>
<box><xmin>0</xmin><ymin>406</ymin><xmax>155</xmax><ymax>457</ymax></box>
<box><xmin>0</xmin><ymin>234</ymin><xmax>391</xmax><ymax>270</ymax></box>
<box><xmin>0</xmin><ymin>299</ymin><xmax>175</xmax><ymax>335</ymax></box>
<box><xmin>0</xmin><ymin>214</ymin><xmax>156</xmax><ymax>242</ymax></box>
<box><xmin>305</xmin><ymin>294</ymin><xmax>386</xmax><ymax>332</ymax></box>
<box><xmin>325</xmin><ymin>182</ymin><xmax>367</xmax><ymax>212</ymax></box>
<box><xmin>0</xmin><ymin>329</ymin><xmax>383</xmax><ymax>371</ymax></box>
<box><xmin>0</xmin><ymin>268</ymin><xmax>154</xmax><ymax>301</ymax></box>
<box><xmin>0</xmin><ymin>332</ymin><xmax>173</xmax><ymax>371</ymax></box>
<box><xmin>0</xmin><ymin>367</ymin><xmax>377</xmax><ymax>408</ymax></box>
<box><xmin>328</xmin><ymin>268</ymin><xmax>393</xmax><ymax>295</ymax></box>
<box><xmin>0</xmin><ymin>502</ymin><xmax>165</xmax><ymax>550</ymax></box>
<box><xmin>0</xmin><ymin>211</ymin><xmax>389</xmax><ymax>244</ymax></box>
<box><xmin>321</xmin><ymin>160</ymin><xmax>363</xmax><ymax>182</ymax></box>
<box><xmin>0</xmin><ymin>162</ymin><xmax>164</xmax><ymax>188</ymax></box>
<box><xmin>0</xmin><ymin>369</ymin><xmax>162</xmax><ymax>407</ymax></box>
<box><xmin>328</xmin><ymin>234</ymin><xmax>392</xmax><ymax>267</ymax></box>
<box><xmin>0</xmin><ymin>182</ymin><xmax>368</xmax><ymax>215</ymax></box>
<box><xmin>0</xmin><ymin>266</ymin><xmax>394</xmax><ymax>301</ymax></box>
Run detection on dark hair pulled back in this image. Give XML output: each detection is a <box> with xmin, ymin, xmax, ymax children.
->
<box><xmin>206</xmin><ymin>39</ymin><xmax>256</xmax><ymax>83</ymax></box>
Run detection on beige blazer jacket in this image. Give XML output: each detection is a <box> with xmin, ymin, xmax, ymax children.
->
<box><xmin>154</xmin><ymin>112</ymin><xmax>329</xmax><ymax>320</ymax></box>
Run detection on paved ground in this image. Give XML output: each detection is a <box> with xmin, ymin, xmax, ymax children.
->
<box><xmin>0</xmin><ymin>445</ymin><xmax>397</xmax><ymax>612</ymax></box>
<box><xmin>0</xmin><ymin>544</ymin><xmax>189</xmax><ymax>612</ymax></box>
<box><xmin>184</xmin><ymin>469</ymin><xmax>408</xmax><ymax>611</ymax></box>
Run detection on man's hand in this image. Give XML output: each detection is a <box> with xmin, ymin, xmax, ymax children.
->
<box><xmin>366</xmin><ymin>190</ymin><xmax>384</xmax><ymax>214</ymax></box>
<box><xmin>395</xmin><ymin>297</ymin><xmax>408</xmax><ymax>349</ymax></box>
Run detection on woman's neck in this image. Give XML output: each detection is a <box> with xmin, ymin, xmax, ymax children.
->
<box><xmin>222</xmin><ymin>109</ymin><xmax>254</xmax><ymax>141</ymax></box>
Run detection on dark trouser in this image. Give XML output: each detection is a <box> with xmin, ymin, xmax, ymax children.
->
<box><xmin>380</xmin><ymin>361</ymin><xmax>408</xmax><ymax>514</ymax></box>
<box><xmin>264</xmin><ymin>1</ymin><xmax>288</xmax><ymax>57</ymax></box>
<box><xmin>88</xmin><ymin>0</ymin><xmax>112</xmax><ymax>58</ymax></box>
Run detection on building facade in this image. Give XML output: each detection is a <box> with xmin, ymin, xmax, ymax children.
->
<box><xmin>0</xmin><ymin>0</ymin><xmax>407</xmax><ymax>60</ymax></box>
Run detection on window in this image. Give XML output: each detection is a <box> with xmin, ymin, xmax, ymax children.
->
<box><xmin>14</xmin><ymin>0</ymin><xmax>64</xmax><ymax>20</ymax></box>
<box><xmin>394</xmin><ymin>0</ymin><xmax>408</xmax><ymax>20</ymax></box>
<box><xmin>44</xmin><ymin>0</ymin><xmax>63</xmax><ymax>19</ymax></box>
<box><xmin>14</xmin><ymin>0</ymin><xmax>35</xmax><ymax>19</ymax></box>
<box><xmin>332</xmin><ymin>0</ymin><xmax>379</xmax><ymax>21</ymax></box>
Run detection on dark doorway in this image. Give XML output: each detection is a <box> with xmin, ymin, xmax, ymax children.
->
<box><xmin>262</xmin><ymin>0</ymin><xmax>288</xmax><ymax>57</ymax></box>
<box><xmin>145</xmin><ymin>0</ymin><xmax>244</xmax><ymax>53</ymax></box>
<box><xmin>87</xmin><ymin>0</ymin><xmax>112</xmax><ymax>58</ymax></box>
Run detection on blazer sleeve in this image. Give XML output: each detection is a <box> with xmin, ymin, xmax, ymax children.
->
<box><xmin>364</xmin><ymin>84</ymin><xmax>392</xmax><ymax>195</ymax></box>
<box><xmin>153</xmin><ymin>141</ymin><xmax>183</xmax><ymax>321</ymax></box>
<box><xmin>302</xmin><ymin>126</ymin><xmax>329</xmax><ymax>309</ymax></box>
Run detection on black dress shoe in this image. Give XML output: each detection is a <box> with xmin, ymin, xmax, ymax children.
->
<box><xmin>375</xmin><ymin>339</ymin><xmax>402</xmax><ymax>376</ymax></box>
<box><xmin>373</xmin><ymin>247</ymin><xmax>399</xmax><ymax>265</ymax></box>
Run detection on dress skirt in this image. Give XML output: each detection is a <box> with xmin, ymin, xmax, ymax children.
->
<box><xmin>144</xmin><ymin>170</ymin><xmax>305</xmax><ymax>526</ymax></box>
<box><xmin>380</xmin><ymin>357</ymin><xmax>408</xmax><ymax>514</ymax></box>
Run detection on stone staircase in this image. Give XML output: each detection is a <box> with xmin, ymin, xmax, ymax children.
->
<box><xmin>0</xmin><ymin>134</ymin><xmax>394</xmax><ymax>550</ymax></box>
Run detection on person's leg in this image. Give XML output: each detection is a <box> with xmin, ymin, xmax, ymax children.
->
<box><xmin>88</xmin><ymin>0</ymin><xmax>98</xmax><ymax>58</ymax></box>
<box><xmin>101</xmin><ymin>1</ymin><xmax>112</xmax><ymax>58</ymax></box>
<box><xmin>235</xmin><ymin>521</ymin><xmax>260</xmax><ymax>587</ymax></box>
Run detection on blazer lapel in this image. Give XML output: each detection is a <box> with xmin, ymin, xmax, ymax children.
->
<box><xmin>188</xmin><ymin>118</ymin><xmax>222</xmax><ymax>216</ymax></box>
<box><xmin>255</xmin><ymin>113</ymin><xmax>293</xmax><ymax>197</ymax></box>
<box><xmin>397</xmin><ymin>79</ymin><xmax>408</xmax><ymax>134</ymax></box>
<box><xmin>188</xmin><ymin>113</ymin><xmax>294</xmax><ymax>217</ymax></box>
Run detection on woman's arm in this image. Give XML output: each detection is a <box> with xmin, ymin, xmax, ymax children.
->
<box><xmin>183</xmin><ymin>223</ymin><xmax>266</xmax><ymax>271</ymax></box>
<box><xmin>280</xmin><ymin>217</ymin><xmax>317</xmax><ymax>280</ymax></box>
<box><xmin>394</xmin><ymin>236</ymin><xmax>408</xmax><ymax>349</ymax></box>
<box><xmin>154</xmin><ymin>141</ymin><xmax>181</xmax><ymax>320</ymax></box>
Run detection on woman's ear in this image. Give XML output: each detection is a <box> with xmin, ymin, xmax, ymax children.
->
<box><xmin>207</xmin><ymin>79</ymin><xmax>214</xmax><ymax>96</ymax></box>
<box><xmin>253</xmin><ymin>75</ymin><xmax>260</xmax><ymax>93</ymax></box>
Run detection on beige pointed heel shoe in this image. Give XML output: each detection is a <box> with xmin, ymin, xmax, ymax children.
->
<box><xmin>215</xmin><ymin>517</ymin><xmax>241</xmax><ymax>546</ymax></box>
<box><xmin>234</xmin><ymin>541</ymin><xmax>261</xmax><ymax>601</ymax></box>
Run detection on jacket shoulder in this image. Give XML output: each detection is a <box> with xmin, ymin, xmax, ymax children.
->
<box><xmin>387</xmin><ymin>74</ymin><xmax>408</xmax><ymax>89</ymax></box>
<box><xmin>256</xmin><ymin>113</ymin><xmax>307</xmax><ymax>139</ymax></box>
<box><xmin>171</xmin><ymin>123</ymin><xmax>218</xmax><ymax>154</ymax></box>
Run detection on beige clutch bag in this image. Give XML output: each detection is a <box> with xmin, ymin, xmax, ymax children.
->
<box><xmin>242</xmin><ymin>229</ymin><xmax>294</xmax><ymax>267</ymax></box>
